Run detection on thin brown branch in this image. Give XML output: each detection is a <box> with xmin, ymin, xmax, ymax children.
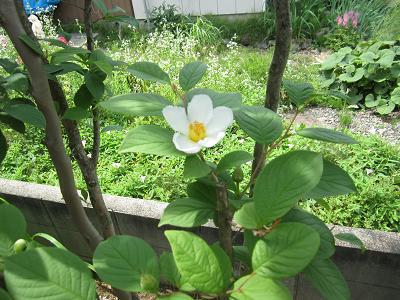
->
<box><xmin>1</xmin><ymin>0</ymin><xmax>102</xmax><ymax>250</ymax></box>
<box><xmin>91</xmin><ymin>107</ymin><xmax>101</xmax><ymax>165</ymax></box>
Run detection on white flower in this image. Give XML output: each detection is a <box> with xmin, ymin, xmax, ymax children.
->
<box><xmin>162</xmin><ymin>94</ymin><xmax>233</xmax><ymax>154</ymax></box>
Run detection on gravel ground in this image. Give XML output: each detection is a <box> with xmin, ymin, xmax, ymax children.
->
<box><xmin>283</xmin><ymin>107</ymin><xmax>400</xmax><ymax>144</ymax></box>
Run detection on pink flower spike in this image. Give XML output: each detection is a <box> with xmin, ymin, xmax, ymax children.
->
<box><xmin>343</xmin><ymin>13</ymin><xmax>349</xmax><ymax>27</ymax></box>
<box><xmin>337</xmin><ymin>15</ymin><xmax>343</xmax><ymax>26</ymax></box>
<box><xmin>57</xmin><ymin>36</ymin><xmax>68</xmax><ymax>45</ymax></box>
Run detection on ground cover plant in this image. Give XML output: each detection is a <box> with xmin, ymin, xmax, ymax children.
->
<box><xmin>321</xmin><ymin>40</ymin><xmax>400</xmax><ymax>114</ymax></box>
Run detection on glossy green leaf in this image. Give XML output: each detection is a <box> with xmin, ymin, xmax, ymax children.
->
<box><xmin>283</xmin><ymin>81</ymin><xmax>314</xmax><ymax>106</ymax></box>
<box><xmin>0</xmin><ymin>130</ymin><xmax>8</xmax><ymax>165</ymax></box>
<box><xmin>253</xmin><ymin>151</ymin><xmax>323</xmax><ymax>224</ymax></box>
<box><xmin>0</xmin><ymin>288</ymin><xmax>12</xmax><ymax>300</ymax></box>
<box><xmin>233</xmin><ymin>245</ymin><xmax>251</xmax><ymax>267</ymax></box>
<box><xmin>2</xmin><ymin>73</ymin><xmax>29</xmax><ymax>93</ymax></box>
<box><xmin>19</xmin><ymin>34</ymin><xmax>43</xmax><ymax>56</ymax></box>
<box><xmin>5</xmin><ymin>247</ymin><xmax>95</xmax><ymax>300</ymax></box>
<box><xmin>159</xmin><ymin>198</ymin><xmax>214</xmax><ymax>227</ymax></box>
<box><xmin>74</xmin><ymin>84</ymin><xmax>94</xmax><ymax>109</ymax></box>
<box><xmin>159</xmin><ymin>293</ymin><xmax>193</xmax><ymax>300</ymax></box>
<box><xmin>297</xmin><ymin>128</ymin><xmax>357</xmax><ymax>144</ymax></box>
<box><xmin>230</xmin><ymin>274</ymin><xmax>291</xmax><ymax>300</ymax></box>
<box><xmin>93</xmin><ymin>235</ymin><xmax>159</xmax><ymax>292</ymax></box>
<box><xmin>128</xmin><ymin>62</ymin><xmax>170</xmax><ymax>84</ymax></box>
<box><xmin>120</xmin><ymin>125</ymin><xmax>183</xmax><ymax>156</ymax></box>
<box><xmin>320</xmin><ymin>48</ymin><xmax>350</xmax><ymax>70</ymax></box>
<box><xmin>306</xmin><ymin>159</ymin><xmax>357</xmax><ymax>199</ymax></box>
<box><xmin>217</xmin><ymin>150</ymin><xmax>252</xmax><ymax>173</ymax></box>
<box><xmin>104</xmin><ymin>15</ymin><xmax>139</xmax><ymax>27</ymax></box>
<box><xmin>165</xmin><ymin>230</ymin><xmax>225</xmax><ymax>294</ymax></box>
<box><xmin>365</xmin><ymin>94</ymin><xmax>380</xmax><ymax>108</ymax></box>
<box><xmin>0</xmin><ymin>113</ymin><xmax>26</xmax><ymax>133</ymax></box>
<box><xmin>179</xmin><ymin>61</ymin><xmax>207</xmax><ymax>91</ymax></box>
<box><xmin>0</xmin><ymin>203</ymin><xmax>26</xmax><ymax>256</ymax></box>
<box><xmin>377</xmin><ymin>49</ymin><xmax>395</xmax><ymax>68</ymax></box>
<box><xmin>338</xmin><ymin>68</ymin><xmax>365</xmax><ymax>83</ymax></box>
<box><xmin>32</xmin><ymin>233</ymin><xmax>67</xmax><ymax>250</ymax></box>
<box><xmin>252</xmin><ymin>222</ymin><xmax>320</xmax><ymax>279</ymax></box>
<box><xmin>101</xmin><ymin>93</ymin><xmax>171</xmax><ymax>116</ymax></box>
<box><xmin>282</xmin><ymin>209</ymin><xmax>335</xmax><ymax>260</ymax></box>
<box><xmin>211</xmin><ymin>243</ymin><xmax>232</xmax><ymax>289</ymax></box>
<box><xmin>84</xmin><ymin>72</ymin><xmax>105</xmax><ymax>99</ymax></box>
<box><xmin>233</xmin><ymin>202</ymin><xmax>265</xmax><ymax>229</ymax></box>
<box><xmin>63</xmin><ymin>107</ymin><xmax>91</xmax><ymax>121</ymax></box>
<box><xmin>234</xmin><ymin>106</ymin><xmax>283</xmax><ymax>145</ymax></box>
<box><xmin>304</xmin><ymin>259</ymin><xmax>350</xmax><ymax>300</ymax></box>
<box><xmin>335</xmin><ymin>233</ymin><xmax>365</xmax><ymax>253</ymax></box>
<box><xmin>4</xmin><ymin>104</ymin><xmax>45</xmax><ymax>129</ymax></box>
<box><xmin>183</xmin><ymin>155</ymin><xmax>211</xmax><ymax>178</ymax></box>
<box><xmin>159</xmin><ymin>252</ymin><xmax>182</xmax><ymax>287</ymax></box>
<box><xmin>51</xmin><ymin>47</ymin><xmax>90</xmax><ymax>64</ymax></box>
<box><xmin>187</xmin><ymin>181</ymin><xmax>216</xmax><ymax>205</ymax></box>
<box><xmin>0</xmin><ymin>58</ymin><xmax>18</xmax><ymax>74</ymax></box>
<box><xmin>185</xmin><ymin>88</ymin><xmax>242</xmax><ymax>109</ymax></box>
<box><xmin>377</xmin><ymin>102</ymin><xmax>395</xmax><ymax>115</ymax></box>
<box><xmin>391</xmin><ymin>87</ymin><xmax>400</xmax><ymax>105</ymax></box>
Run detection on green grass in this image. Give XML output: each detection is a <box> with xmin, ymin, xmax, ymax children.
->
<box><xmin>1</xmin><ymin>28</ymin><xmax>399</xmax><ymax>232</ymax></box>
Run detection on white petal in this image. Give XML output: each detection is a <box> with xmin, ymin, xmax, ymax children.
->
<box><xmin>187</xmin><ymin>94</ymin><xmax>213</xmax><ymax>124</ymax></box>
<box><xmin>198</xmin><ymin>132</ymin><xmax>225</xmax><ymax>148</ymax></box>
<box><xmin>206</xmin><ymin>106</ymin><xmax>234</xmax><ymax>135</ymax></box>
<box><xmin>162</xmin><ymin>106</ymin><xmax>189</xmax><ymax>134</ymax></box>
<box><xmin>173</xmin><ymin>133</ymin><xmax>202</xmax><ymax>154</ymax></box>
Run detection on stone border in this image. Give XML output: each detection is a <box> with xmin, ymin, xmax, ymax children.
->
<box><xmin>1</xmin><ymin>178</ymin><xmax>399</xmax><ymax>299</ymax></box>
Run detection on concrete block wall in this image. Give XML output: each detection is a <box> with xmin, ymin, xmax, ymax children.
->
<box><xmin>0</xmin><ymin>178</ymin><xmax>399</xmax><ymax>299</ymax></box>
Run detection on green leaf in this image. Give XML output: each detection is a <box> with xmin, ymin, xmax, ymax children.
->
<box><xmin>128</xmin><ymin>62</ymin><xmax>170</xmax><ymax>84</ymax></box>
<box><xmin>84</xmin><ymin>72</ymin><xmax>105</xmax><ymax>99</ymax></box>
<box><xmin>5</xmin><ymin>247</ymin><xmax>96</xmax><ymax>300</ymax></box>
<box><xmin>159</xmin><ymin>198</ymin><xmax>215</xmax><ymax>227</ymax></box>
<box><xmin>2</xmin><ymin>73</ymin><xmax>29</xmax><ymax>93</ymax></box>
<box><xmin>183</xmin><ymin>155</ymin><xmax>211</xmax><ymax>178</ymax></box>
<box><xmin>187</xmin><ymin>181</ymin><xmax>216</xmax><ymax>205</ymax></box>
<box><xmin>0</xmin><ymin>203</ymin><xmax>27</xmax><ymax>256</ymax></box>
<box><xmin>377</xmin><ymin>49</ymin><xmax>395</xmax><ymax>68</ymax></box>
<box><xmin>74</xmin><ymin>84</ymin><xmax>94</xmax><ymax>109</ymax></box>
<box><xmin>320</xmin><ymin>49</ymin><xmax>350</xmax><ymax>70</ymax></box>
<box><xmin>159</xmin><ymin>252</ymin><xmax>182</xmax><ymax>287</ymax></box>
<box><xmin>179</xmin><ymin>62</ymin><xmax>207</xmax><ymax>91</ymax></box>
<box><xmin>253</xmin><ymin>151</ymin><xmax>323</xmax><ymax>225</ymax></box>
<box><xmin>0</xmin><ymin>58</ymin><xmax>18</xmax><ymax>74</ymax></box>
<box><xmin>104</xmin><ymin>15</ymin><xmax>139</xmax><ymax>27</ymax></box>
<box><xmin>0</xmin><ymin>113</ymin><xmax>26</xmax><ymax>133</ymax></box>
<box><xmin>93</xmin><ymin>60</ymin><xmax>113</xmax><ymax>76</ymax></box>
<box><xmin>93</xmin><ymin>235</ymin><xmax>159</xmax><ymax>292</ymax></box>
<box><xmin>0</xmin><ymin>130</ymin><xmax>7</xmax><ymax>165</ymax></box>
<box><xmin>304</xmin><ymin>259</ymin><xmax>350</xmax><ymax>300</ymax></box>
<box><xmin>19</xmin><ymin>34</ymin><xmax>43</xmax><ymax>56</ymax></box>
<box><xmin>62</xmin><ymin>107</ymin><xmax>91</xmax><ymax>121</ymax></box>
<box><xmin>101</xmin><ymin>93</ymin><xmax>171</xmax><ymax>116</ymax></box>
<box><xmin>306</xmin><ymin>159</ymin><xmax>357</xmax><ymax>199</ymax></box>
<box><xmin>233</xmin><ymin>202</ymin><xmax>265</xmax><ymax>229</ymax></box>
<box><xmin>377</xmin><ymin>102</ymin><xmax>395</xmax><ymax>115</ymax></box>
<box><xmin>0</xmin><ymin>288</ymin><xmax>12</xmax><ymax>300</ymax></box>
<box><xmin>252</xmin><ymin>222</ymin><xmax>320</xmax><ymax>279</ymax></box>
<box><xmin>391</xmin><ymin>87</ymin><xmax>400</xmax><ymax>105</ymax></box>
<box><xmin>297</xmin><ymin>128</ymin><xmax>357</xmax><ymax>144</ymax></box>
<box><xmin>282</xmin><ymin>209</ymin><xmax>335</xmax><ymax>260</ymax></box>
<box><xmin>335</xmin><ymin>233</ymin><xmax>365</xmax><ymax>253</ymax></box>
<box><xmin>230</xmin><ymin>274</ymin><xmax>291</xmax><ymax>300</ymax></box>
<box><xmin>338</xmin><ymin>68</ymin><xmax>365</xmax><ymax>83</ymax></box>
<box><xmin>211</xmin><ymin>243</ymin><xmax>232</xmax><ymax>289</ymax></box>
<box><xmin>159</xmin><ymin>293</ymin><xmax>193</xmax><ymax>300</ymax></box>
<box><xmin>234</xmin><ymin>106</ymin><xmax>283</xmax><ymax>145</ymax></box>
<box><xmin>93</xmin><ymin>0</ymin><xmax>108</xmax><ymax>15</ymax></box>
<box><xmin>165</xmin><ymin>230</ymin><xmax>225</xmax><ymax>294</ymax></box>
<box><xmin>120</xmin><ymin>125</ymin><xmax>183</xmax><ymax>156</ymax></box>
<box><xmin>365</xmin><ymin>94</ymin><xmax>380</xmax><ymax>108</ymax></box>
<box><xmin>283</xmin><ymin>81</ymin><xmax>314</xmax><ymax>107</ymax></box>
<box><xmin>185</xmin><ymin>88</ymin><xmax>242</xmax><ymax>110</ymax></box>
<box><xmin>51</xmin><ymin>47</ymin><xmax>90</xmax><ymax>64</ymax></box>
<box><xmin>4</xmin><ymin>104</ymin><xmax>46</xmax><ymax>129</ymax></box>
<box><xmin>32</xmin><ymin>233</ymin><xmax>67</xmax><ymax>250</ymax></box>
<box><xmin>217</xmin><ymin>150</ymin><xmax>252</xmax><ymax>173</ymax></box>
<box><xmin>233</xmin><ymin>246</ymin><xmax>251</xmax><ymax>267</ymax></box>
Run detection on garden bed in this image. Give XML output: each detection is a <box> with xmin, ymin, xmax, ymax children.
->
<box><xmin>0</xmin><ymin>178</ymin><xmax>399</xmax><ymax>299</ymax></box>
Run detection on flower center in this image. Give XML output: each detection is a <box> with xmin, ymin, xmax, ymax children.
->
<box><xmin>188</xmin><ymin>121</ymin><xmax>206</xmax><ymax>142</ymax></box>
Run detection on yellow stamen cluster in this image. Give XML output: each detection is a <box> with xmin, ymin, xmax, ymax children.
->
<box><xmin>188</xmin><ymin>121</ymin><xmax>206</xmax><ymax>142</ymax></box>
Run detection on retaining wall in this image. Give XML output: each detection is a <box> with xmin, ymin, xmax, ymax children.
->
<box><xmin>0</xmin><ymin>178</ymin><xmax>399</xmax><ymax>299</ymax></box>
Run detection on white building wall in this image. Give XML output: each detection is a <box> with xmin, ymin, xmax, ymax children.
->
<box><xmin>132</xmin><ymin>0</ymin><xmax>266</xmax><ymax>20</ymax></box>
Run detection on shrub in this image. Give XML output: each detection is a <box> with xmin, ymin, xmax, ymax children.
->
<box><xmin>320</xmin><ymin>40</ymin><xmax>400</xmax><ymax>114</ymax></box>
<box><xmin>322</xmin><ymin>27</ymin><xmax>361</xmax><ymax>52</ymax></box>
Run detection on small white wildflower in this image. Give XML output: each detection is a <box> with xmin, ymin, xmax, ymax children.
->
<box><xmin>112</xmin><ymin>163</ymin><xmax>121</xmax><ymax>168</ymax></box>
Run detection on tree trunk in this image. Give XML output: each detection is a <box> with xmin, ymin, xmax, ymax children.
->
<box><xmin>0</xmin><ymin>0</ymin><xmax>102</xmax><ymax>251</ymax></box>
<box><xmin>250</xmin><ymin>0</ymin><xmax>292</xmax><ymax>189</ymax></box>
